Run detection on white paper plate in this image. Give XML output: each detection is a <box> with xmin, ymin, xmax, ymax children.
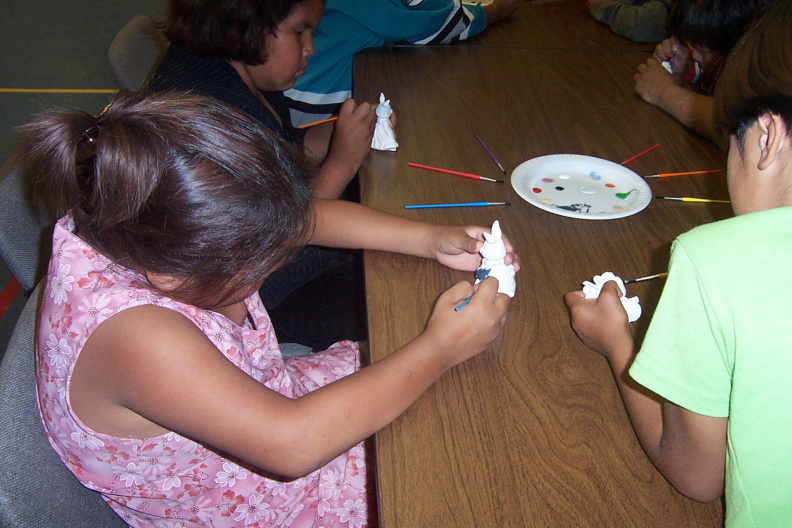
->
<box><xmin>511</xmin><ymin>154</ymin><xmax>652</xmax><ymax>219</ymax></box>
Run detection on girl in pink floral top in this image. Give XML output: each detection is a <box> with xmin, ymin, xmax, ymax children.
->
<box><xmin>23</xmin><ymin>91</ymin><xmax>516</xmax><ymax>527</ymax></box>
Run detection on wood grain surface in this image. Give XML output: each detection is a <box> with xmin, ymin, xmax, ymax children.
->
<box><xmin>354</xmin><ymin>17</ymin><xmax>727</xmax><ymax>528</ymax></box>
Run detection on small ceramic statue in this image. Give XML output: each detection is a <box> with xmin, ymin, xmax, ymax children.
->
<box><xmin>581</xmin><ymin>271</ymin><xmax>642</xmax><ymax>322</ymax></box>
<box><xmin>371</xmin><ymin>93</ymin><xmax>398</xmax><ymax>151</ymax></box>
<box><xmin>475</xmin><ymin>220</ymin><xmax>516</xmax><ymax>297</ymax></box>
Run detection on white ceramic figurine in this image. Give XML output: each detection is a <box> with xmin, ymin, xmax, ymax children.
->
<box><xmin>371</xmin><ymin>93</ymin><xmax>398</xmax><ymax>151</ymax></box>
<box><xmin>475</xmin><ymin>220</ymin><xmax>516</xmax><ymax>297</ymax></box>
<box><xmin>581</xmin><ymin>271</ymin><xmax>642</xmax><ymax>322</ymax></box>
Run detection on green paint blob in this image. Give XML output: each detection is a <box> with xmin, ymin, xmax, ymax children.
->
<box><xmin>616</xmin><ymin>189</ymin><xmax>636</xmax><ymax>200</ymax></box>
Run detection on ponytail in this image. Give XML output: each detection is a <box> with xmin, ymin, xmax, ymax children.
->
<box><xmin>15</xmin><ymin>91</ymin><xmax>315</xmax><ymax>308</ymax></box>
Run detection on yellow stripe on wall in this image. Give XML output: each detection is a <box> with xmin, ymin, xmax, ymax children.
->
<box><xmin>0</xmin><ymin>88</ymin><xmax>119</xmax><ymax>94</ymax></box>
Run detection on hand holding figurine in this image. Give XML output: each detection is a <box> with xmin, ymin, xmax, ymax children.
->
<box><xmin>564</xmin><ymin>280</ymin><xmax>635</xmax><ymax>361</ymax></box>
<box><xmin>423</xmin><ymin>278</ymin><xmax>511</xmax><ymax>366</ymax></box>
<box><xmin>430</xmin><ymin>224</ymin><xmax>519</xmax><ymax>273</ymax></box>
<box><xmin>326</xmin><ymin>98</ymin><xmax>377</xmax><ymax>173</ymax></box>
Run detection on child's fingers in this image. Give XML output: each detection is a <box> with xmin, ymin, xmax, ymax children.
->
<box><xmin>599</xmin><ymin>280</ymin><xmax>624</xmax><ymax>299</ymax></box>
<box><xmin>462</xmin><ymin>232</ymin><xmax>483</xmax><ymax>254</ymax></box>
<box><xmin>475</xmin><ymin>278</ymin><xmax>511</xmax><ymax>311</ymax></box>
<box><xmin>450</xmin><ymin>281</ymin><xmax>475</xmax><ymax>305</ymax></box>
<box><xmin>434</xmin><ymin>281</ymin><xmax>475</xmax><ymax>312</ymax></box>
<box><xmin>338</xmin><ymin>98</ymin><xmax>357</xmax><ymax>115</ymax></box>
<box><xmin>563</xmin><ymin>289</ymin><xmax>587</xmax><ymax>310</ymax></box>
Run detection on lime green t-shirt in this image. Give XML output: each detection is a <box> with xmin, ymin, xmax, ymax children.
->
<box><xmin>630</xmin><ymin>207</ymin><xmax>792</xmax><ymax>527</ymax></box>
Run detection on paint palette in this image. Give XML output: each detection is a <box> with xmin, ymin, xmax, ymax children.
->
<box><xmin>511</xmin><ymin>154</ymin><xmax>652</xmax><ymax>220</ymax></box>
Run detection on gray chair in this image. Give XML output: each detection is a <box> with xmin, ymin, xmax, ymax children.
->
<box><xmin>0</xmin><ymin>283</ymin><xmax>126</xmax><ymax>528</ymax></box>
<box><xmin>0</xmin><ymin>159</ymin><xmax>53</xmax><ymax>293</ymax></box>
<box><xmin>108</xmin><ymin>15</ymin><xmax>169</xmax><ymax>91</ymax></box>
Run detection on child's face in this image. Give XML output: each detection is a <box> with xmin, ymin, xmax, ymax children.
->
<box><xmin>688</xmin><ymin>45</ymin><xmax>722</xmax><ymax>74</ymax></box>
<box><xmin>243</xmin><ymin>0</ymin><xmax>324</xmax><ymax>92</ymax></box>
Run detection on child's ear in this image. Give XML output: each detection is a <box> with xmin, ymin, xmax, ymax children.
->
<box><xmin>757</xmin><ymin>113</ymin><xmax>788</xmax><ymax>170</ymax></box>
<box><xmin>145</xmin><ymin>271</ymin><xmax>186</xmax><ymax>293</ymax></box>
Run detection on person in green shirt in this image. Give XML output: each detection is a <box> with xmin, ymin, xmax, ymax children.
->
<box><xmin>565</xmin><ymin>1</ymin><xmax>792</xmax><ymax>525</ymax></box>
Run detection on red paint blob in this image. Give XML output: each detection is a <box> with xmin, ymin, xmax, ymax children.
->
<box><xmin>532</xmin><ymin>187</ymin><xmax>543</xmax><ymax>193</ymax></box>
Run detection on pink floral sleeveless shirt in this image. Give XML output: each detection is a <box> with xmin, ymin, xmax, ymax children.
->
<box><xmin>36</xmin><ymin>217</ymin><xmax>368</xmax><ymax>527</ymax></box>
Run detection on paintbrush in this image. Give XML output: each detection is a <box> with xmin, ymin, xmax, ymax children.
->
<box><xmin>621</xmin><ymin>143</ymin><xmax>660</xmax><ymax>165</ymax></box>
<box><xmin>297</xmin><ymin>116</ymin><xmax>338</xmax><ymax>129</ymax></box>
<box><xmin>475</xmin><ymin>134</ymin><xmax>507</xmax><ymax>174</ymax></box>
<box><xmin>408</xmin><ymin>162</ymin><xmax>503</xmax><ymax>183</ymax></box>
<box><xmin>405</xmin><ymin>201</ymin><xmax>511</xmax><ymax>209</ymax></box>
<box><xmin>624</xmin><ymin>272</ymin><xmax>668</xmax><ymax>284</ymax></box>
<box><xmin>643</xmin><ymin>169</ymin><xmax>721</xmax><ymax>179</ymax></box>
<box><xmin>455</xmin><ymin>295</ymin><xmax>473</xmax><ymax>311</ymax></box>
<box><xmin>655</xmin><ymin>196</ymin><xmax>731</xmax><ymax>204</ymax></box>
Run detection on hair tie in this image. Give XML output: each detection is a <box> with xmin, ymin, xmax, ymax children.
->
<box><xmin>76</xmin><ymin>114</ymin><xmax>107</xmax><ymax>164</ymax></box>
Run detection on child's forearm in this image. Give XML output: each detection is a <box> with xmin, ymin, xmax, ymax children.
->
<box><xmin>607</xmin><ymin>347</ymin><xmax>727</xmax><ymax>502</ymax></box>
<box><xmin>302</xmin><ymin>123</ymin><xmax>333</xmax><ymax>163</ymax></box>
<box><xmin>655</xmin><ymin>85</ymin><xmax>719</xmax><ymax>145</ymax></box>
<box><xmin>606</xmin><ymin>346</ymin><xmax>665</xmax><ymax>457</ymax></box>
<box><xmin>483</xmin><ymin>0</ymin><xmax>519</xmax><ymax>25</ymax></box>
<box><xmin>312</xmin><ymin>159</ymin><xmax>359</xmax><ymax>199</ymax></box>
<box><xmin>279</xmin><ymin>331</ymin><xmax>455</xmax><ymax>477</ymax></box>
<box><xmin>310</xmin><ymin>199</ymin><xmax>441</xmax><ymax>258</ymax></box>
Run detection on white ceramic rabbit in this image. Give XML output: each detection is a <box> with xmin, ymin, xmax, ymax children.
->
<box><xmin>371</xmin><ymin>93</ymin><xmax>398</xmax><ymax>151</ymax></box>
<box><xmin>474</xmin><ymin>220</ymin><xmax>516</xmax><ymax>297</ymax></box>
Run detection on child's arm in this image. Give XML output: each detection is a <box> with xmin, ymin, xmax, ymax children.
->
<box><xmin>310</xmin><ymin>199</ymin><xmax>519</xmax><ymax>272</ymax></box>
<box><xmin>70</xmin><ymin>277</ymin><xmax>510</xmax><ymax>479</ymax></box>
<box><xmin>304</xmin><ymin>99</ymin><xmax>377</xmax><ymax>199</ymax></box>
<box><xmin>564</xmin><ymin>281</ymin><xmax>727</xmax><ymax>502</ymax></box>
<box><xmin>634</xmin><ymin>58</ymin><xmax>722</xmax><ymax>147</ymax></box>
<box><xmin>482</xmin><ymin>0</ymin><xmax>519</xmax><ymax>25</ymax></box>
<box><xmin>589</xmin><ymin>0</ymin><xmax>670</xmax><ymax>44</ymax></box>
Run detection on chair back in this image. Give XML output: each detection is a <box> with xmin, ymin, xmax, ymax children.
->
<box><xmin>0</xmin><ymin>283</ymin><xmax>126</xmax><ymax>527</ymax></box>
<box><xmin>108</xmin><ymin>15</ymin><xmax>169</xmax><ymax>91</ymax></box>
<box><xmin>0</xmin><ymin>159</ymin><xmax>53</xmax><ymax>293</ymax></box>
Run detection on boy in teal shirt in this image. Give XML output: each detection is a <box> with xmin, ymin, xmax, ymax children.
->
<box><xmin>285</xmin><ymin>0</ymin><xmax>517</xmax><ymax>126</ymax></box>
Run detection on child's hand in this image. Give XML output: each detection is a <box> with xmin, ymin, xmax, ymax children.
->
<box><xmin>634</xmin><ymin>58</ymin><xmax>683</xmax><ymax>106</ymax></box>
<box><xmin>652</xmin><ymin>38</ymin><xmax>690</xmax><ymax>77</ymax></box>
<box><xmin>564</xmin><ymin>281</ymin><xmax>634</xmax><ymax>362</ymax></box>
<box><xmin>326</xmin><ymin>98</ymin><xmax>377</xmax><ymax>173</ymax></box>
<box><xmin>431</xmin><ymin>225</ymin><xmax>520</xmax><ymax>272</ymax></box>
<box><xmin>423</xmin><ymin>278</ymin><xmax>511</xmax><ymax>366</ymax></box>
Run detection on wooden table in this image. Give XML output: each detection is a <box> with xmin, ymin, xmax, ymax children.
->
<box><xmin>355</xmin><ymin>43</ymin><xmax>728</xmax><ymax>527</ymax></box>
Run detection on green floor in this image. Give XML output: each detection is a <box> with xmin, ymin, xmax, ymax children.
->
<box><xmin>0</xmin><ymin>0</ymin><xmax>166</xmax><ymax>360</ymax></box>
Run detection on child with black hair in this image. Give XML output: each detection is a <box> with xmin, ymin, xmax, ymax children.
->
<box><xmin>633</xmin><ymin>0</ymin><xmax>770</xmax><ymax>147</ymax></box>
<box><xmin>150</xmin><ymin>0</ymin><xmax>394</xmax><ymax>350</ymax></box>
<box><xmin>29</xmin><ymin>90</ymin><xmax>515</xmax><ymax>527</ymax></box>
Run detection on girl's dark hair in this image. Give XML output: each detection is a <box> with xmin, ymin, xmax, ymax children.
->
<box><xmin>713</xmin><ymin>0</ymin><xmax>792</xmax><ymax>144</ymax></box>
<box><xmin>15</xmin><ymin>90</ymin><xmax>315</xmax><ymax>308</ymax></box>
<box><xmin>669</xmin><ymin>0</ymin><xmax>771</xmax><ymax>54</ymax></box>
<box><xmin>164</xmin><ymin>0</ymin><xmax>308</xmax><ymax>64</ymax></box>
